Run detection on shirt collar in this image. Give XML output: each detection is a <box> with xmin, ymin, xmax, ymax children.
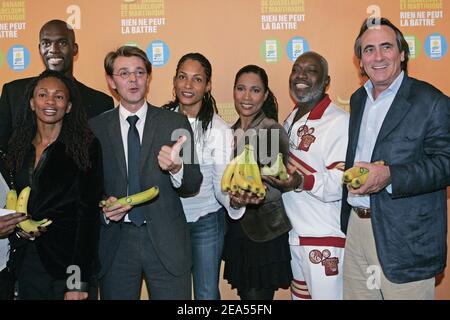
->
<box><xmin>119</xmin><ymin>101</ymin><xmax>148</xmax><ymax>123</ymax></box>
<box><xmin>292</xmin><ymin>94</ymin><xmax>332</xmax><ymax>121</ymax></box>
<box><xmin>364</xmin><ymin>71</ymin><xmax>404</xmax><ymax>101</ymax></box>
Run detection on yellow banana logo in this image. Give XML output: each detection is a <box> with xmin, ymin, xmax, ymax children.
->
<box><xmin>99</xmin><ymin>186</ymin><xmax>159</xmax><ymax>208</ymax></box>
<box><xmin>15</xmin><ymin>186</ymin><xmax>53</xmax><ymax>233</ymax></box>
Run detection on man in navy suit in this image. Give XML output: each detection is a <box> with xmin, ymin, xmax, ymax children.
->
<box><xmin>341</xmin><ymin>17</ymin><xmax>449</xmax><ymax>299</ymax></box>
<box><xmin>0</xmin><ymin>19</ymin><xmax>113</xmax><ymax>149</ymax></box>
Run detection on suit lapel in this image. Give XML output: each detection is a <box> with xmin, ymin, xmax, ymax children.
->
<box><xmin>349</xmin><ymin>88</ymin><xmax>367</xmax><ymax>161</ymax></box>
<box><xmin>375</xmin><ymin>76</ymin><xmax>412</xmax><ymax>145</ymax></box>
<box><xmin>107</xmin><ymin>108</ymin><xmax>127</xmax><ymax>179</ymax></box>
<box><xmin>140</xmin><ymin>103</ymin><xmax>158</xmax><ymax>173</ymax></box>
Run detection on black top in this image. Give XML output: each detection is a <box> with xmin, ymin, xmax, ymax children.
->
<box><xmin>11</xmin><ymin>138</ymin><xmax>103</xmax><ymax>283</ymax></box>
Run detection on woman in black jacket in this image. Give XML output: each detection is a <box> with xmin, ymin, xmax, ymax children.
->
<box><xmin>6</xmin><ymin>70</ymin><xmax>103</xmax><ymax>300</ymax></box>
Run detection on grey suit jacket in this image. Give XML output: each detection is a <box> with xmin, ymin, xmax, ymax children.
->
<box><xmin>90</xmin><ymin>104</ymin><xmax>202</xmax><ymax>278</ymax></box>
<box><xmin>341</xmin><ymin>75</ymin><xmax>450</xmax><ymax>283</ymax></box>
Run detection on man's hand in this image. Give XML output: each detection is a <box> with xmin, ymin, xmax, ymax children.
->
<box><xmin>158</xmin><ymin>135</ymin><xmax>187</xmax><ymax>174</ymax></box>
<box><xmin>101</xmin><ymin>196</ymin><xmax>132</xmax><ymax>222</ymax></box>
<box><xmin>64</xmin><ymin>291</ymin><xmax>88</xmax><ymax>300</ymax></box>
<box><xmin>262</xmin><ymin>170</ymin><xmax>303</xmax><ymax>192</ymax></box>
<box><xmin>0</xmin><ymin>212</ymin><xmax>27</xmax><ymax>238</ymax></box>
<box><xmin>349</xmin><ymin>161</ymin><xmax>391</xmax><ymax>195</ymax></box>
<box><xmin>229</xmin><ymin>189</ymin><xmax>265</xmax><ymax>209</ymax></box>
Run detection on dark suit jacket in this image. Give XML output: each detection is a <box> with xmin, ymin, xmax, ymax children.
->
<box><xmin>11</xmin><ymin>138</ymin><xmax>103</xmax><ymax>283</ymax></box>
<box><xmin>89</xmin><ymin>104</ymin><xmax>202</xmax><ymax>278</ymax></box>
<box><xmin>0</xmin><ymin>77</ymin><xmax>114</xmax><ymax>149</ymax></box>
<box><xmin>341</xmin><ymin>75</ymin><xmax>450</xmax><ymax>283</ymax></box>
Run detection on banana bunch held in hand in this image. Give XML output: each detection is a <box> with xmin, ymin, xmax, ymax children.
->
<box><xmin>260</xmin><ymin>153</ymin><xmax>288</xmax><ymax>180</ymax></box>
<box><xmin>6</xmin><ymin>187</ymin><xmax>53</xmax><ymax>233</ymax></box>
<box><xmin>343</xmin><ymin>161</ymin><xmax>385</xmax><ymax>189</ymax></box>
<box><xmin>221</xmin><ymin>145</ymin><xmax>266</xmax><ymax>198</ymax></box>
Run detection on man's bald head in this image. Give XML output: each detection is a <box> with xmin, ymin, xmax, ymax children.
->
<box><xmin>39</xmin><ymin>20</ymin><xmax>78</xmax><ymax>77</ymax></box>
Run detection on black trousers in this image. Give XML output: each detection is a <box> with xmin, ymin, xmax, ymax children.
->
<box><xmin>0</xmin><ymin>266</ymin><xmax>15</xmax><ymax>300</ymax></box>
<box><xmin>17</xmin><ymin>242</ymin><xmax>97</xmax><ymax>300</ymax></box>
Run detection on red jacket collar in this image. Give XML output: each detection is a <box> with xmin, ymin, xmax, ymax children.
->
<box><xmin>292</xmin><ymin>94</ymin><xmax>332</xmax><ymax>120</ymax></box>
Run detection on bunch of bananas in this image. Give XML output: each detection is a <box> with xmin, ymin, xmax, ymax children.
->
<box><xmin>6</xmin><ymin>187</ymin><xmax>53</xmax><ymax>233</ymax></box>
<box><xmin>260</xmin><ymin>153</ymin><xmax>288</xmax><ymax>180</ymax></box>
<box><xmin>343</xmin><ymin>160</ymin><xmax>385</xmax><ymax>189</ymax></box>
<box><xmin>221</xmin><ymin>145</ymin><xmax>266</xmax><ymax>198</ymax></box>
<box><xmin>99</xmin><ymin>186</ymin><xmax>159</xmax><ymax>208</ymax></box>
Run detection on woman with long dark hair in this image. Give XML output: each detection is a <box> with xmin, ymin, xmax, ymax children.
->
<box><xmin>6</xmin><ymin>70</ymin><xmax>103</xmax><ymax>300</ymax></box>
<box><xmin>163</xmin><ymin>53</ymin><xmax>242</xmax><ymax>300</ymax></box>
<box><xmin>222</xmin><ymin>65</ymin><xmax>293</xmax><ymax>300</ymax></box>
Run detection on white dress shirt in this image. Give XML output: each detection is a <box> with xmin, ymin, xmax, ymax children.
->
<box><xmin>347</xmin><ymin>71</ymin><xmax>404</xmax><ymax>209</ymax></box>
<box><xmin>117</xmin><ymin>102</ymin><xmax>183</xmax><ymax>222</ymax></box>
<box><xmin>0</xmin><ymin>172</ymin><xmax>10</xmax><ymax>271</ymax></box>
<box><xmin>175</xmin><ymin>109</ymin><xmax>245</xmax><ymax>222</ymax></box>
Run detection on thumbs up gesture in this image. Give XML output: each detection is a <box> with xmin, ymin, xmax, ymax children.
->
<box><xmin>158</xmin><ymin>135</ymin><xmax>187</xmax><ymax>174</ymax></box>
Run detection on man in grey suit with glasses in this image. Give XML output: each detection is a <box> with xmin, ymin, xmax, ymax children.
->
<box><xmin>90</xmin><ymin>46</ymin><xmax>202</xmax><ymax>300</ymax></box>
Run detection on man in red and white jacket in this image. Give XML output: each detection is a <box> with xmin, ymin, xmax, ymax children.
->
<box><xmin>264</xmin><ymin>51</ymin><xmax>349</xmax><ymax>300</ymax></box>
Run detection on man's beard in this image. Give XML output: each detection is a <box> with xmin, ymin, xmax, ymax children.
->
<box><xmin>296</xmin><ymin>81</ymin><xmax>326</xmax><ymax>103</ymax></box>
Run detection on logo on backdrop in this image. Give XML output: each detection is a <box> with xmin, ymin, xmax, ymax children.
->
<box><xmin>260</xmin><ymin>38</ymin><xmax>281</xmax><ymax>63</ymax></box>
<box><xmin>425</xmin><ymin>33</ymin><xmax>448</xmax><ymax>60</ymax></box>
<box><xmin>146</xmin><ymin>40</ymin><xmax>170</xmax><ymax>67</ymax></box>
<box><xmin>287</xmin><ymin>36</ymin><xmax>309</xmax><ymax>61</ymax></box>
<box><xmin>0</xmin><ymin>49</ymin><xmax>4</xmax><ymax>69</ymax></box>
<box><xmin>7</xmin><ymin>45</ymin><xmax>30</xmax><ymax>71</ymax></box>
<box><xmin>404</xmin><ymin>35</ymin><xmax>421</xmax><ymax>59</ymax></box>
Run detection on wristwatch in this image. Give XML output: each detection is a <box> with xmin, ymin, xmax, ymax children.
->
<box><xmin>293</xmin><ymin>174</ymin><xmax>304</xmax><ymax>193</ymax></box>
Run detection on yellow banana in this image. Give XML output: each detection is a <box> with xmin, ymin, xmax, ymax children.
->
<box><xmin>244</xmin><ymin>162</ymin><xmax>258</xmax><ymax>194</ymax></box>
<box><xmin>15</xmin><ymin>186</ymin><xmax>31</xmax><ymax>214</ymax></box>
<box><xmin>260</xmin><ymin>160</ymin><xmax>278</xmax><ymax>176</ymax></box>
<box><xmin>350</xmin><ymin>172</ymin><xmax>369</xmax><ymax>189</ymax></box>
<box><xmin>230</xmin><ymin>174</ymin><xmax>239</xmax><ymax>192</ymax></box>
<box><xmin>99</xmin><ymin>186</ymin><xmax>159</xmax><ymax>208</ymax></box>
<box><xmin>18</xmin><ymin>219</ymin><xmax>53</xmax><ymax>234</ymax></box>
<box><xmin>260</xmin><ymin>153</ymin><xmax>288</xmax><ymax>181</ymax></box>
<box><xmin>233</xmin><ymin>161</ymin><xmax>250</xmax><ymax>191</ymax></box>
<box><xmin>343</xmin><ymin>167</ymin><xmax>369</xmax><ymax>184</ymax></box>
<box><xmin>15</xmin><ymin>186</ymin><xmax>53</xmax><ymax>233</ymax></box>
<box><xmin>5</xmin><ymin>190</ymin><xmax>17</xmax><ymax>210</ymax></box>
<box><xmin>277</xmin><ymin>156</ymin><xmax>288</xmax><ymax>181</ymax></box>
<box><xmin>348</xmin><ymin>161</ymin><xmax>385</xmax><ymax>189</ymax></box>
<box><xmin>221</xmin><ymin>156</ymin><xmax>238</xmax><ymax>192</ymax></box>
<box><xmin>245</xmin><ymin>146</ymin><xmax>265</xmax><ymax>197</ymax></box>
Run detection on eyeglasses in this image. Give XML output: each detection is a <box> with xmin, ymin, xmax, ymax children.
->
<box><xmin>112</xmin><ymin>70</ymin><xmax>147</xmax><ymax>80</ymax></box>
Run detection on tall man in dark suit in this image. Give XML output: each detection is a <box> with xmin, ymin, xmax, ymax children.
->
<box><xmin>90</xmin><ymin>46</ymin><xmax>202</xmax><ymax>300</ymax></box>
<box><xmin>341</xmin><ymin>17</ymin><xmax>449</xmax><ymax>299</ymax></box>
<box><xmin>0</xmin><ymin>19</ymin><xmax>113</xmax><ymax>149</ymax></box>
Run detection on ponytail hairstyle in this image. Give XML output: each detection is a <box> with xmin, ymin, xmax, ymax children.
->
<box><xmin>163</xmin><ymin>52</ymin><xmax>218</xmax><ymax>133</ymax></box>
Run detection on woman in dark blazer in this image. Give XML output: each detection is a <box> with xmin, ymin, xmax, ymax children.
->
<box><xmin>6</xmin><ymin>70</ymin><xmax>103</xmax><ymax>300</ymax></box>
